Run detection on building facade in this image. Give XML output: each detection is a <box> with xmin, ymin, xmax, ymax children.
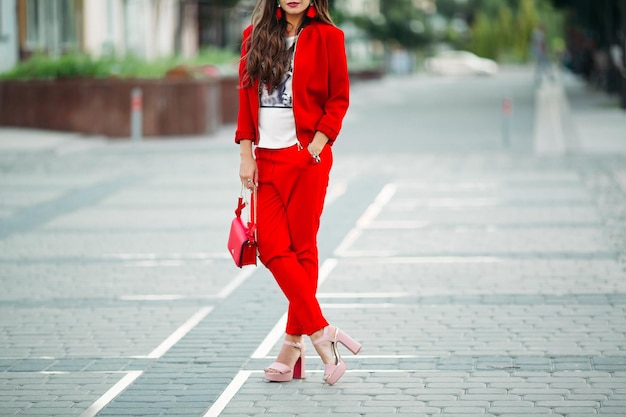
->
<box><xmin>8</xmin><ymin>0</ymin><xmax>199</xmax><ymax>66</ymax></box>
<box><xmin>338</xmin><ymin>0</ymin><xmax>381</xmax><ymax>17</ymax></box>
<box><xmin>0</xmin><ymin>0</ymin><xmax>18</xmax><ymax>72</ymax></box>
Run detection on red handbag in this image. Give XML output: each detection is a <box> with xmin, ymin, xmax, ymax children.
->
<box><xmin>227</xmin><ymin>189</ymin><xmax>257</xmax><ymax>268</ymax></box>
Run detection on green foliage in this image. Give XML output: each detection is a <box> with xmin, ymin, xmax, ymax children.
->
<box><xmin>0</xmin><ymin>48</ymin><xmax>238</xmax><ymax>80</ymax></box>
<box><xmin>466</xmin><ymin>0</ymin><xmax>563</xmax><ymax>63</ymax></box>
<box><xmin>346</xmin><ymin>0</ymin><xmax>564</xmax><ymax>60</ymax></box>
<box><xmin>351</xmin><ymin>0</ymin><xmax>431</xmax><ymax>50</ymax></box>
<box><xmin>0</xmin><ymin>53</ymin><xmax>110</xmax><ymax>80</ymax></box>
<box><xmin>515</xmin><ymin>0</ymin><xmax>539</xmax><ymax>61</ymax></box>
<box><xmin>470</xmin><ymin>12</ymin><xmax>497</xmax><ymax>59</ymax></box>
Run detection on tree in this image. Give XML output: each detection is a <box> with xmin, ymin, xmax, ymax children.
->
<box><xmin>549</xmin><ymin>0</ymin><xmax>626</xmax><ymax>108</ymax></box>
<box><xmin>515</xmin><ymin>0</ymin><xmax>540</xmax><ymax>61</ymax></box>
<box><xmin>435</xmin><ymin>0</ymin><xmax>559</xmax><ymax>62</ymax></box>
<box><xmin>351</xmin><ymin>0</ymin><xmax>431</xmax><ymax>50</ymax></box>
<box><xmin>470</xmin><ymin>12</ymin><xmax>497</xmax><ymax>58</ymax></box>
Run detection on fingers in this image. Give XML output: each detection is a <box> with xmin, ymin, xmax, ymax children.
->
<box><xmin>241</xmin><ymin>176</ymin><xmax>257</xmax><ymax>190</ymax></box>
<box><xmin>240</xmin><ymin>160</ymin><xmax>258</xmax><ymax>190</ymax></box>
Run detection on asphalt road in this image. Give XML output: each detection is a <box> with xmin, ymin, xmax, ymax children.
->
<box><xmin>340</xmin><ymin>68</ymin><xmax>535</xmax><ymax>153</ymax></box>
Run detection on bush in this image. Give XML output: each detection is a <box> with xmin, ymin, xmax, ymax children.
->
<box><xmin>0</xmin><ymin>48</ymin><xmax>238</xmax><ymax>80</ymax></box>
<box><xmin>0</xmin><ymin>53</ymin><xmax>110</xmax><ymax>80</ymax></box>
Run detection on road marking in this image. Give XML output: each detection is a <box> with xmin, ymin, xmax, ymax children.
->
<box><xmin>333</xmin><ymin>228</ymin><xmax>363</xmax><ymax>258</ymax></box>
<box><xmin>365</xmin><ymin>221</ymin><xmax>431</xmax><ymax>229</ymax></box>
<box><xmin>118</xmin><ymin>266</ymin><xmax>257</xmax><ymax>302</ymax></box>
<box><xmin>322</xmin><ymin>303</ymin><xmax>399</xmax><ymax>309</ymax></box>
<box><xmin>357</xmin><ymin>183</ymin><xmax>397</xmax><ymax>228</ymax></box>
<box><xmin>201</xmin><ymin>184</ymin><xmax>409</xmax><ymax>414</ymax></box>
<box><xmin>125</xmin><ymin>260</ymin><xmax>204</xmax><ymax>267</ymax></box>
<box><xmin>325</xmin><ymin>181</ymin><xmax>347</xmax><ymax>205</ymax></box>
<box><xmin>106</xmin><ymin>252</ymin><xmax>227</xmax><ymax>261</ymax></box>
<box><xmin>318</xmin><ymin>257</ymin><xmax>338</xmax><ymax>286</ymax></box>
<box><xmin>534</xmin><ymin>84</ymin><xmax>568</xmax><ymax>155</ymax></box>
<box><xmin>119</xmin><ymin>294</ymin><xmax>187</xmax><ymax>301</ymax></box>
<box><xmin>251</xmin><ymin>313</ymin><xmax>288</xmax><ymax>359</ymax></box>
<box><xmin>394</xmin><ymin>181</ymin><xmax>502</xmax><ymax>190</ymax></box>
<box><xmin>318</xmin><ymin>292</ymin><xmax>412</xmax><ymax>298</ymax></box>
<box><xmin>335</xmin><ymin>183</ymin><xmax>396</xmax><ymax>256</ymax></box>
<box><xmin>217</xmin><ymin>266</ymin><xmax>257</xmax><ymax>299</ymax></box>
<box><xmin>393</xmin><ymin>197</ymin><xmax>505</xmax><ymax>208</ymax></box>
<box><xmin>202</xmin><ymin>371</ymin><xmax>253</xmax><ymax>417</ymax></box>
<box><xmin>79</xmin><ymin>371</ymin><xmax>143</xmax><ymax>417</ymax></box>
<box><xmin>334</xmin><ymin>256</ymin><xmax>506</xmax><ymax>264</ymax></box>
<box><xmin>250</xmin><ymin>258</ymin><xmax>338</xmax><ymax>359</ymax></box>
<box><xmin>203</xmin><ymin>370</ymin><xmax>444</xmax><ymax>416</ymax></box>
<box><xmin>146</xmin><ymin>307</ymin><xmax>213</xmax><ymax>359</ymax></box>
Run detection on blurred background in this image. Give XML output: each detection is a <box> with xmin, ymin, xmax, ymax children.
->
<box><xmin>0</xmin><ymin>0</ymin><xmax>625</xmax><ymax>137</ymax></box>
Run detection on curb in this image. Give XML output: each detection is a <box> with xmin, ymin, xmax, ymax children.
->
<box><xmin>532</xmin><ymin>81</ymin><xmax>578</xmax><ymax>156</ymax></box>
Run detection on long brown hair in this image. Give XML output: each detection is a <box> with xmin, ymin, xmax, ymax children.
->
<box><xmin>243</xmin><ymin>0</ymin><xmax>334</xmax><ymax>89</ymax></box>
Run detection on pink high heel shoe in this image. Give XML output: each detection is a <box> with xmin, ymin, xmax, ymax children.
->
<box><xmin>312</xmin><ymin>326</ymin><xmax>361</xmax><ymax>385</ymax></box>
<box><xmin>264</xmin><ymin>341</ymin><xmax>306</xmax><ymax>382</ymax></box>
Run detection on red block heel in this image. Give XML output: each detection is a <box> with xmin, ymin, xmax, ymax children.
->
<box><xmin>264</xmin><ymin>341</ymin><xmax>306</xmax><ymax>382</ymax></box>
<box><xmin>313</xmin><ymin>326</ymin><xmax>361</xmax><ymax>385</ymax></box>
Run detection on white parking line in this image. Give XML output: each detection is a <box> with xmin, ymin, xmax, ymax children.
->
<box><xmin>146</xmin><ymin>307</ymin><xmax>213</xmax><ymax>359</ymax></box>
<box><xmin>202</xmin><ymin>371</ymin><xmax>254</xmax><ymax>417</ymax></box>
<box><xmin>317</xmin><ymin>257</ymin><xmax>338</xmax><ymax>286</ymax></box>
<box><xmin>208</xmin><ymin>183</ymin><xmax>398</xmax><ymax>414</ymax></box>
<box><xmin>118</xmin><ymin>294</ymin><xmax>187</xmax><ymax>301</ymax></box>
<box><xmin>357</xmin><ymin>183</ymin><xmax>397</xmax><ymax>228</ymax></box>
<box><xmin>79</xmin><ymin>371</ymin><xmax>143</xmax><ymax>417</ymax></box>
<box><xmin>318</xmin><ymin>292</ymin><xmax>412</xmax><ymax>298</ymax></box>
<box><xmin>335</xmin><ymin>256</ymin><xmax>507</xmax><ymax>264</ymax></box>
<box><xmin>325</xmin><ymin>181</ymin><xmax>348</xmax><ymax>205</ymax></box>
<box><xmin>251</xmin><ymin>258</ymin><xmax>337</xmax><ymax>359</ymax></box>
<box><xmin>203</xmin><ymin>370</ymin><xmax>436</xmax><ymax>417</ymax></box>
<box><xmin>217</xmin><ymin>266</ymin><xmax>257</xmax><ymax>299</ymax></box>
<box><xmin>335</xmin><ymin>183</ymin><xmax>396</xmax><ymax>256</ymax></box>
<box><xmin>251</xmin><ymin>313</ymin><xmax>288</xmax><ymax>359</ymax></box>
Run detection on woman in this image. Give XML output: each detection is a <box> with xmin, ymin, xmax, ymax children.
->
<box><xmin>235</xmin><ymin>0</ymin><xmax>361</xmax><ymax>385</ymax></box>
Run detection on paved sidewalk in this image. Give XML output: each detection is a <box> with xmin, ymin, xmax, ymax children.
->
<box><xmin>561</xmin><ymin>72</ymin><xmax>626</xmax><ymax>156</ymax></box>
<box><xmin>1</xmin><ymin>67</ymin><xmax>626</xmax><ymax>417</ymax></box>
<box><xmin>533</xmin><ymin>70</ymin><xmax>626</xmax><ymax>157</ymax></box>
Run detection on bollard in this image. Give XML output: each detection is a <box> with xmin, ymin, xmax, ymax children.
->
<box><xmin>206</xmin><ymin>80</ymin><xmax>220</xmax><ymax>134</ymax></box>
<box><xmin>501</xmin><ymin>96</ymin><xmax>513</xmax><ymax>148</ymax></box>
<box><xmin>131</xmin><ymin>88</ymin><xmax>143</xmax><ymax>142</ymax></box>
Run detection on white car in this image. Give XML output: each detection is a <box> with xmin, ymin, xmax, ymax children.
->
<box><xmin>424</xmin><ymin>51</ymin><xmax>499</xmax><ymax>76</ymax></box>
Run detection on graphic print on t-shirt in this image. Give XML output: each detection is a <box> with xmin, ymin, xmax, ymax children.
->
<box><xmin>260</xmin><ymin>69</ymin><xmax>293</xmax><ymax>108</ymax></box>
<box><xmin>257</xmin><ymin>36</ymin><xmax>297</xmax><ymax>149</ymax></box>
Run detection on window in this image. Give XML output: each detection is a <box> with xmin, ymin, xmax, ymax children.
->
<box><xmin>25</xmin><ymin>0</ymin><xmax>78</xmax><ymax>55</ymax></box>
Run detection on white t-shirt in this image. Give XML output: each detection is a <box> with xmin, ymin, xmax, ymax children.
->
<box><xmin>258</xmin><ymin>36</ymin><xmax>297</xmax><ymax>149</ymax></box>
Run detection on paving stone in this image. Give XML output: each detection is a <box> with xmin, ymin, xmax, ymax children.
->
<box><xmin>2</xmin><ymin>72</ymin><xmax>626</xmax><ymax>416</ymax></box>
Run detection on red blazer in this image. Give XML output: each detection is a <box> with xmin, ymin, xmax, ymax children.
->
<box><xmin>235</xmin><ymin>21</ymin><xmax>350</xmax><ymax>147</ymax></box>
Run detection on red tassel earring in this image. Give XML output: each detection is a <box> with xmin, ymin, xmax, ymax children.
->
<box><xmin>276</xmin><ymin>5</ymin><xmax>283</xmax><ymax>19</ymax></box>
<box><xmin>306</xmin><ymin>3</ymin><xmax>317</xmax><ymax>18</ymax></box>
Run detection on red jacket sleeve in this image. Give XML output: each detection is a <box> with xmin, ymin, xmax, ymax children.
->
<box><xmin>235</xmin><ymin>26</ymin><xmax>257</xmax><ymax>144</ymax></box>
<box><xmin>315</xmin><ymin>28</ymin><xmax>349</xmax><ymax>145</ymax></box>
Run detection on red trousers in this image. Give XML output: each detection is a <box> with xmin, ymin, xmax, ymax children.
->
<box><xmin>255</xmin><ymin>143</ymin><xmax>332</xmax><ymax>336</ymax></box>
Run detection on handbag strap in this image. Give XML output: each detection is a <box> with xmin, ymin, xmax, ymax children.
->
<box><xmin>248</xmin><ymin>189</ymin><xmax>257</xmax><ymax>243</ymax></box>
<box><xmin>235</xmin><ymin>192</ymin><xmax>246</xmax><ymax>219</ymax></box>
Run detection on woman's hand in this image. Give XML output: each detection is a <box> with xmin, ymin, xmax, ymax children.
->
<box><xmin>239</xmin><ymin>140</ymin><xmax>257</xmax><ymax>190</ymax></box>
<box><xmin>307</xmin><ymin>132</ymin><xmax>329</xmax><ymax>163</ymax></box>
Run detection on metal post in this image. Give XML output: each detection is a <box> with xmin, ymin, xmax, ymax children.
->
<box><xmin>131</xmin><ymin>87</ymin><xmax>143</xmax><ymax>142</ymax></box>
<box><xmin>502</xmin><ymin>96</ymin><xmax>513</xmax><ymax>148</ymax></box>
<box><xmin>206</xmin><ymin>80</ymin><xmax>220</xmax><ymax>134</ymax></box>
